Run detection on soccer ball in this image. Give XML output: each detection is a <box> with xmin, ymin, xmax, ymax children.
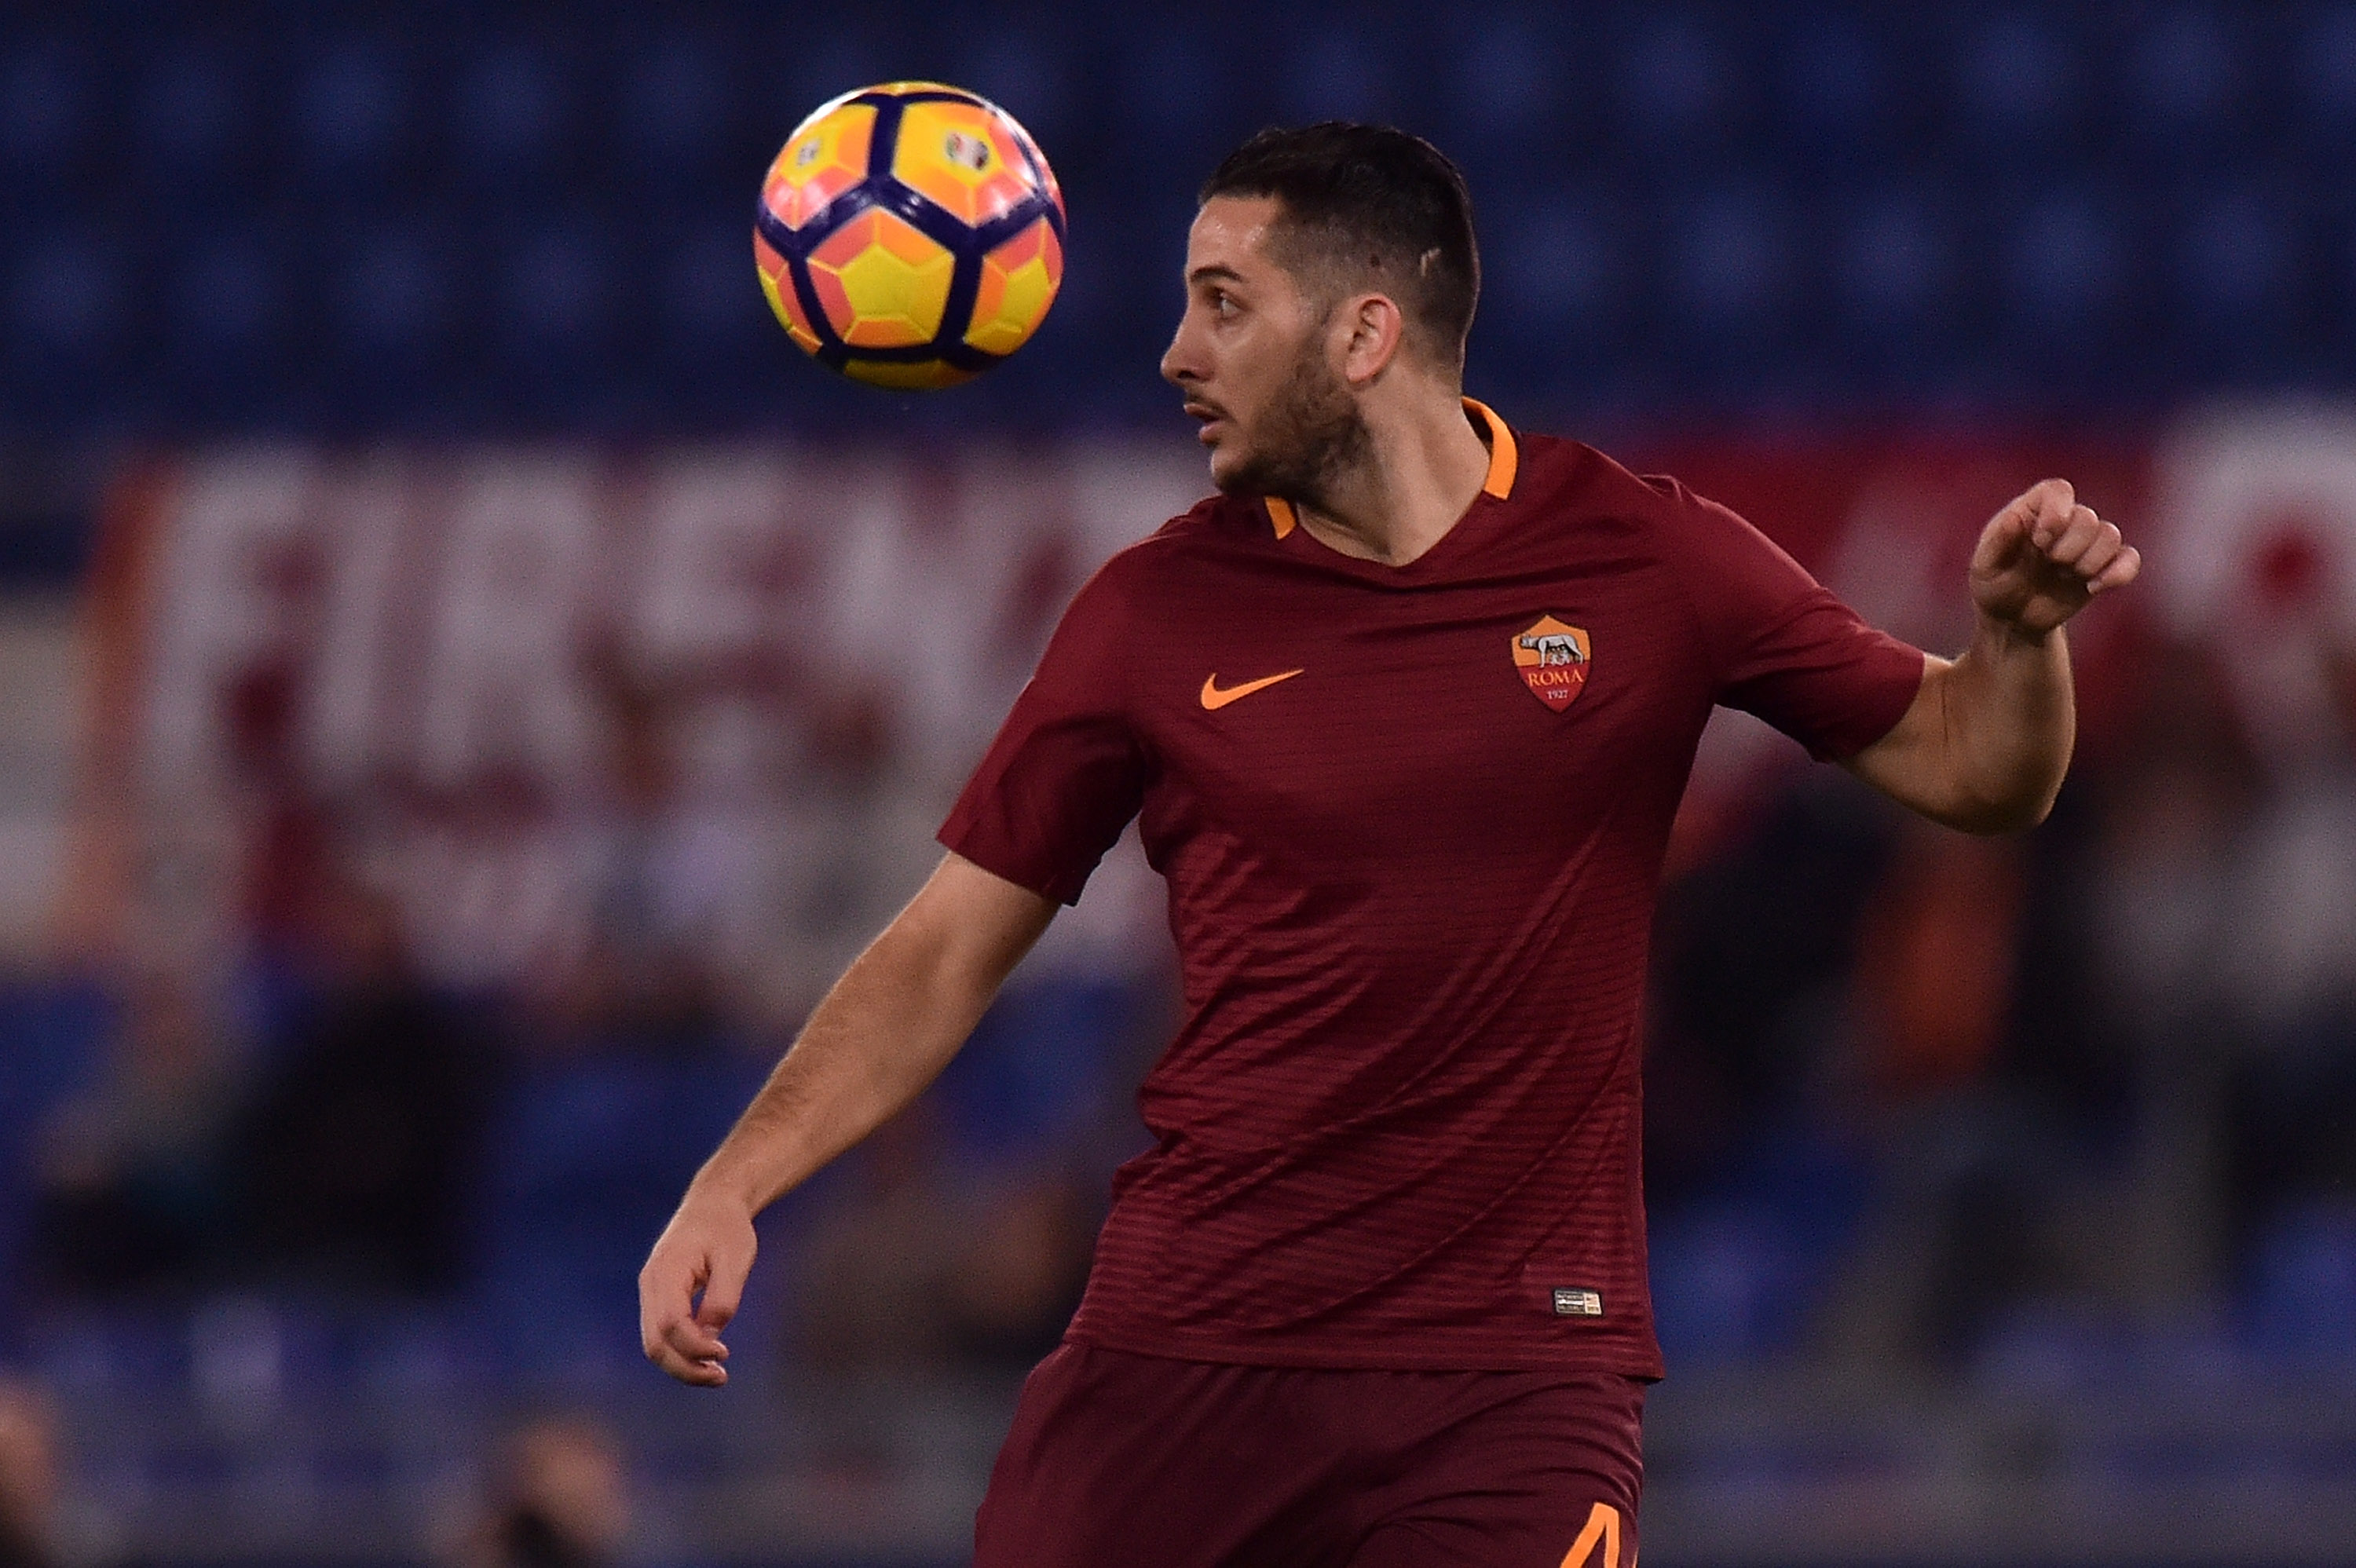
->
<box><xmin>754</xmin><ymin>81</ymin><xmax>1066</xmax><ymax>390</ymax></box>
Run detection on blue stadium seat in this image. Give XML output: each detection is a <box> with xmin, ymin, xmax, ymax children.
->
<box><xmin>1774</xmin><ymin>12</ymin><xmax>1893</xmax><ymax>165</ymax></box>
<box><xmin>616</xmin><ymin>35</ymin><xmax>732</xmax><ymax>182</ymax></box>
<box><xmin>1443</xmin><ymin>12</ymin><xmax>1571</xmax><ymax>143</ymax></box>
<box><xmin>0</xmin><ymin>981</ymin><xmax>111</xmax><ymax>1329</ymax></box>
<box><xmin>2295</xmin><ymin>4</ymin><xmax>2356</xmax><ymax>134</ymax></box>
<box><xmin>0</xmin><ymin>2</ymin><xmax>2343</xmax><ymax>434</ymax></box>
<box><xmin>2175</xmin><ymin>191</ymin><xmax>2294</xmax><ymax>327</ymax></box>
<box><xmin>25</xmin><ymin>1305</ymin><xmax>188</xmax><ymax>1400</ymax></box>
<box><xmin>1970</xmin><ymin>1303</ymin><xmax>2119</xmax><ymax>1392</ymax></box>
<box><xmin>1092</xmin><ymin>186</ymin><xmax>1194</xmax><ymax>347</ymax></box>
<box><xmin>658</xmin><ymin>219</ymin><xmax>760</xmax><ymax>351</ymax></box>
<box><xmin>1665</xmin><ymin>184</ymin><xmax>1796</xmax><ymax>335</ymax></box>
<box><xmin>1486</xmin><ymin>190</ymin><xmax>1627</xmax><ymax>361</ymax></box>
<box><xmin>2248</xmin><ymin>1204</ymin><xmax>2356</xmax><ymax>1365</ymax></box>
<box><xmin>452</xmin><ymin>39</ymin><xmax>573</xmax><ymax>178</ymax></box>
<box><xmin>958</xmin><ymin>33</ymin><xmax>1075</xmax><ymax>149</ymax></box>
<box><xmin>476</xmin><ymin>1056</ymin><xmax>764</xmax><ymax>1381</ymax></box>
<box><xmin>1116</xmin><ymin>29</ymin><xmax>1238</xmax><ymax>170</ymax></box>
<box><xmin>0</xmin><ymin>980</ymin><xmax>106</xmax><ymax>1116</ymax></box>
<box><xmin>335</xmin><ymin>221</ymin><xmax>461</xmax><ymax>362</ymax></box>
<box><xmin>343</xmin><ymin>1303</ymin><xmax>478</xmax><ymax>1398</ymax></box>
<box><xmin>1648</xmin><ymin>1204</ymin><xmax>1813</xmax><ymax>1365</ymax></box>
<box><xmin>1837</xmin><ymin>185</ymin><xmax>1954</xmax><ymax>333</ymax></box>
<box><xmin>288</xmin><ymin>35</ymin><xmax>410</xmax><ymax>177</ymax></box>
<box><xmin>1648</xmin><ymin>1124</ymin><xmax>1875</xmax><ymax>1367</ymax></box>
<box><xmin>134</xmin><ymin>38</ymin><xmax>252</xmax><ymax>185</ymax></box>
<box><xmin>2127</xmin><ymin>4</ymin><xmax>2242</xmax><ymax>132</ymax></box>
<box><xmin>651</xmin><ymin>216</ymin><xmax>787</xmax><ymax>422</ymax></box>
<box><xmin>1282</xmin><ymin>28</ymin><xmax>1395</xmax><ymax>126</ymax></box>
<box><xmin>0</xmin><ymin>32</ymin><xmax>90</xmax><ymax>182</ymax></box>
<box><xmin>6</xmin><ymin>228</ymin><xmax>123</xmax><ymax>362</ymax></box>
<box><xmin>1613</xmin><ymin>9</ymin><xmax>1741</xmax><ymax>155</ymax></box>
<box><xmin>1949</xmin><ymin>11</ymin><xmax>2080</xmax><ymax>156</ymax></box>
<box><xmin>929</xmin><ymin>977</ymin><xmax>1143</xmax><ymax>1164</ymax></box>
<box><xmin>1999</xmin><ymin>187</ymin><xmax>2126</xmax><ymax>334</ymax></box>
<box><xmin>168</xmin><ymin>229</ymin><xmax>280</xmax><ymax>367</ymax></box>
<box><xmin>770</xmin><ymin>27</ymin><xmax>887</xmax><ymax>141</ymax></box>
<box><xmin>500</xmin><ymin>221</ymin><xmax>615</xmax><ymax>356</ymax></box>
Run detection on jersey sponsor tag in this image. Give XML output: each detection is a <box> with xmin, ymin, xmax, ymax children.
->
<box><xmin>1511</xmin><ymin>616</ymin><xmax>1590</xmax><ymax>711</ymax></box>
<box><xmin>1553</xmin><ymin>1288</ymin><xmax>1604</xmax><ymax>1318</ymax></box>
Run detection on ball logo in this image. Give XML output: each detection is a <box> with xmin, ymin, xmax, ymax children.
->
<box><xmin>1511</xmin><ymin>616</ymin><xmax>1590</xmax><ymax>711</ymax></box>
<box><xmin>942</xmin><ymin>130</ymin><xmax>992</xmax><ymax>171</ymax></box>
<box><xmin>794</xmin><ymin>138</ymin><xmax>821</xmax><ymax>167</ymax></box>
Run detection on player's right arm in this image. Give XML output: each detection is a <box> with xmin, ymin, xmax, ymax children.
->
<box><xmin>638</xmin><ymin>850</ymin><xmax>1058</xmax><ymax>1386</ymax></box>
<box><xmin>1839</xmin><ymin>480</ymin><xmax>2138</xmax><ymax>833</ymax></box>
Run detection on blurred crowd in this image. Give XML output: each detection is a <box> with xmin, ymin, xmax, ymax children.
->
<box><xmin>5</xmin><ymin>1</ymin><xmax>2356</xmax><ymax>1560</ymax></box>
<box><xmin>0</xmin><ymin>572</ymin><xmax>1164</xmax><ymax>1559</ymax></box>
<box><xmin>6</xmin><ymin>678</ymin><xmax>1155</xmax><ymax>1383</ymax></box>
<box><xmin>0</xmin><ymin>1369</ymin><xmax>637</xmax><ymax>1568</ymax></box>
<box><xmin>1647</xmin><ymin>616</ymin><xmax>2356</xmax><ymax>1372</ymax></box>
<box><xmin>0</xmin><ymin>470</ymin><xmax>2348</xmax><ymax>1564</ymax></box>
<box><xmin>8</xmin><ymin>537</ymin><xmax>2353</xmax><ymax>1385</ymax></box>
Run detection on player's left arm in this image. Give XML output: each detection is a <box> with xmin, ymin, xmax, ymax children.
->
<box><xmin>1842</xmin><ymin>479</ymin><xmax>2142</xmax><ymax>834</ymax></box>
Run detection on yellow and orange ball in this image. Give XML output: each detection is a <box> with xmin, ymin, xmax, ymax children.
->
<box><xmin>755</xmin><ymin>82</ymin><xmax>1066</xmax><ymax>390</ymax></box>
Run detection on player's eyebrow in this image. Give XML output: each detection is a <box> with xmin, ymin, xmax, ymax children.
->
<box><xmin>1187</xmin><ymin>264</ymin><xmax>1245</xmax><ymax>289</ymax></box>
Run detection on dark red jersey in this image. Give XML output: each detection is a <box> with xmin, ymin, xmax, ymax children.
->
<box><xmin>940</xmin><ymin>402</ymin><xmax>1924</xmax><ymax>1378</ymax></box>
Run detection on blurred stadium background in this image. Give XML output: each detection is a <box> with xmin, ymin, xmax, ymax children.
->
<box><xmin>2</xmin><ymin>2</ymin><xmax>2354</xmax><ymax>1564</ymax></box>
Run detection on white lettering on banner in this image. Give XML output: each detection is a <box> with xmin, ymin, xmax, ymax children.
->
<box><xmin>416</xmin><ymin>455</ymin><xmax>608</xmax><ymax>792</ymax></box>
<box><xmin>820</xmin><ymin>462</ymin><xmax>935</xmax><ymax>715</ymax></box>
<box><xmin>302</xmin><ymin>459</ymin><xmax>424</xmax><ymax>791</ymax></box>
<box><xmin>105</xmin><ymin>444</ymin><xmax>1204</xmax><ymax>992</ymax></box>
<box><xmin>822</xmin><ymin>455</ymin><xmax>1098</xmax><ymax>775</ymax></box>
<box><xmin>634</xmin><ymin>451</ymin><xmax>802</xmax><ymax>670</ymax></box>
<box><xmin>632</xmin><ymin>451</ymin><xmax>815</xmax><ymax>799</ymax></box>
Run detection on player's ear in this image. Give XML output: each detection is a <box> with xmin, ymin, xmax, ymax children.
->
<box><xmin>1340</xmin><ymin>292</ymin><xmax>1404</xmax><ymax>386</ymax></box>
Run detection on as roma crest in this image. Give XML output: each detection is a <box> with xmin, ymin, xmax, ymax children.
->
<box><xmin>1511</xmin><ymin>616</ymin><xmax>1590</xmax><ymax>712</ymax></box>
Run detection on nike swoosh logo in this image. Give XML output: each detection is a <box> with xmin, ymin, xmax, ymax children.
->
<box><xmin>1200</xmin><ymin>669</ymin><xmax>1304</xmax><ymax>710</ymax></box>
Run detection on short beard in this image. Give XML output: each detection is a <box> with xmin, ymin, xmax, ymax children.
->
<box><xmin>1214</xmin><ymin>330</ymin><xmax>1372</xmax><ymax>510</ymax></box>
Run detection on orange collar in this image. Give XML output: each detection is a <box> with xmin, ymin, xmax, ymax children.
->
<box><xmin>1266</xmin><ymin>397</ymin><xmax>1516</xmax><ymax>539</ymax></box>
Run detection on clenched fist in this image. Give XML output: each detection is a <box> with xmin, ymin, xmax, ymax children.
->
<box><xmin>1970</xmin><ymin>477</ymin><xmax>2142</xmax><ymax>638</ymax></box>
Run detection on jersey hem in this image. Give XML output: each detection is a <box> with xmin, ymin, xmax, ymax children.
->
<box><xmin>1064</xmin><ymin>1322</ymin><xmax>1667</xmax><ymax>1382</ymax></box>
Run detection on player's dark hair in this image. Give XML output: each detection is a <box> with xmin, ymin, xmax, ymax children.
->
<box><xmin>1200</xmin><ymin>122</ymin><xmax>1480</xmax><ymax>372</ymax></box>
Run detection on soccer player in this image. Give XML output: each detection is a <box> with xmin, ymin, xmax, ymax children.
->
<box><xmin>641</xmin><ymin>123</ymin><xmax>2139</xmax><ymax>1566</ymax></box>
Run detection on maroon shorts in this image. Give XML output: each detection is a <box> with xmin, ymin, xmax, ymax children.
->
<box><xmin>973</xmin><ymin>1343</ymin><xmax>1644</xmax><ymax>1568</ymax></box>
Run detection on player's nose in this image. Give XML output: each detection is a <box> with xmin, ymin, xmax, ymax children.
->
<box><xmin>1160</xmin><ymin>317</ymin><xmax>1203</xmax><ymax>389</ymax></box>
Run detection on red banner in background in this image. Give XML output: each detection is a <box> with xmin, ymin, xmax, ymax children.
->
<box><xmin>66</xmin><ymin>444</ymin><xmax>1202</xmax><ymax>1012</ymax></box>
<box><xmin>71</xmin><ymin>421</ymin><xmax>2296</xmax><ymax>1005</ymax></box>
<box><xmin>1620</xmin><ymin>433</ymin><xmax>2154</xmax><ymax>867</ymax></box>
<box><xmin>1634</xmin><ymin>430</ymin><xmax>2151</xmax><ymax>720</ymax></box>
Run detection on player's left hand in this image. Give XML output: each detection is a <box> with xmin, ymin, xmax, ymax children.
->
<box><xmin>1969</xmin><ymin>478</ymin><xmax>2142</xmax><ymax>638</ymax></box>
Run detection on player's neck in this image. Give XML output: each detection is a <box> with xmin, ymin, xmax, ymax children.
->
<box><xmin>1293</xmin><ymin>393</ymin><xmax>1492</xmax><ymax>568</ymax></box>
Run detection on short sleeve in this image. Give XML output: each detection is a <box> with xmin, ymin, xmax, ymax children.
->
<box><xmin>939</xmin><ymin>564</ymin><xmax>1149</xmax><ymax>905</ymax></box>
<box><xmin>1673</xmin><ymin>483</ymin><xmax>1926</xmax><ymax>761</ymax></box>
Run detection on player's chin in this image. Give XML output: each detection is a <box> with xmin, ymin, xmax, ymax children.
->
<box><xmin>1205</xmin><ymin>438</ymin><xmax>1257</xmax><ymax>495</ymax></box>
